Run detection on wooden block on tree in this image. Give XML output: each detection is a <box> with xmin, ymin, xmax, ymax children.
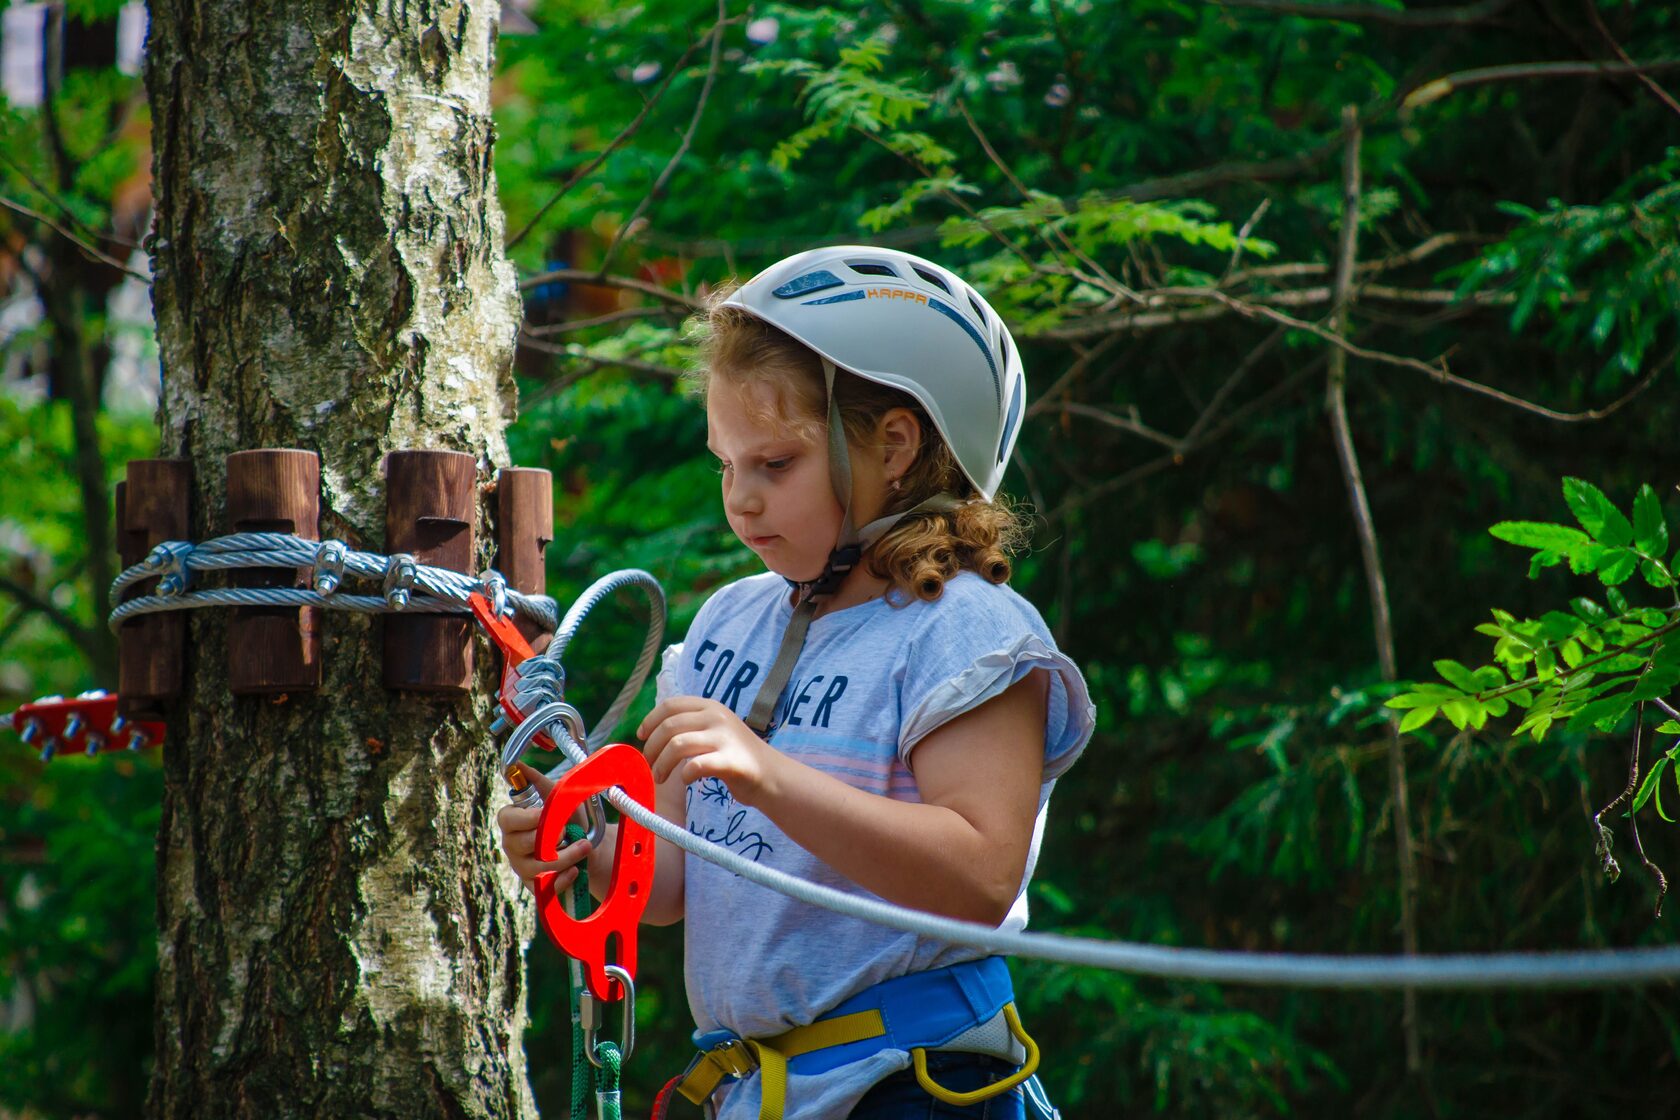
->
<box><xmin>226</xmin><ymin>449</ymin><xmax>321</xmax><ymax>695</ymax></box>
<box><xmin>116</xmin><ymin>458</ymin><xmax>193</xmax><ymax>718</ymax></box>
<box><xmin>384</xmin><ymin>449</ymin><xmax>477</xmax><ymax>693</ymax></box>
<box><xmin>495</xmin><ymin>467</ymin><xmax>553</xmax><ymax>648</ymax></box>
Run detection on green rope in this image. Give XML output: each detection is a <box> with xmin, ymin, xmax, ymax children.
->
<box><xmin>594</xmin><ymin>1042</ymin><xmax>623</xmax><ymax>1120</ymax></box>
<box><xmin>564</xmin><ymin>824</ymin><xmax>594</xmax><ymax>1120</ymax></box>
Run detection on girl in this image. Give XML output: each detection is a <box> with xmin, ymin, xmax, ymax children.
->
<box><xmin>499</xmin><ymin>246</ymin><xmax>1095</xmax><ymax>1119</ymax></box>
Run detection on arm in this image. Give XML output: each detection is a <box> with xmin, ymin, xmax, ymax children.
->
<box><xmin>639</xmin><ymin>671</ymin><xmax>1048</xmax><ymax>926</ymax></box>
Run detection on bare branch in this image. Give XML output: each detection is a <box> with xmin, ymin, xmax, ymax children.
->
<box><xmin>597</xmin><ymin>1</ymin><xmax>733</xmax><ymax>276</ymax></box>
<box><xmin>0</xmin><ymin>195</ymin><xmax>148</xmax><ymax>280</ymax></box>
<box><xmin>523</xmin><ymin>305</ymin><xmax>681</xmax><ymax>337</ymax></box>
<box><xmin>1320</xmin><ymin>104</ymin><xmax>1420</xmax><ymax>1072</ymax></box>
<box><xmin>1205</xmin><ymin>0</ymin><xmax>1518</xmax><ymax>27</ymax></box>
<box><xmin>506</xmin><ymin>18</ymin><xmax>722</xmax><ymax>251</ymax></box>
<box><xmin>519</xmin><ymin>267</ymin><xmax>702</xmax><ymax>310</ymax></box>
<box><xmin>1585</xmin><ymin>1</ymin><xmax>1680</xmax><ymax>121</ymax></box>
<box><xmin>516</xmin><ymin>330</ymin><xmax>688</xmax><ymax>380</ymax></box>
<box><xmin>0</xmin><ymin>574</ymin><xmax>103</xmax><ymax>668</ymax></box>
<box><xmin>1405</xmin><ymin>59</ymin><xmax>1680</xmax><ymax>109</ymax></box>
<box><xmin>0</xmin><ymin>147</ymin><xmax>142</xmax><ymax>251</ymax></box>
<box><xmin>1182</xmin><ymin>327</ymin><xmax>1285</xmax><ymax>444</ymax></box>
<box><xmin>1057</xmin><ymin>402</ymin><xmax>1185</xmax><ymax>452</ymax></box>
<box><xmin>1201</xmin><ymin>289</ymin><xmax>1656</xmax><ymax>423</ymax></box>
<box><xmin>954</xmin><ymin>98</ymin><xmax>1136</xmax><ymax>302</ymax></box>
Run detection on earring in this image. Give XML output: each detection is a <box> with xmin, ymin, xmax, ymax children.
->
<box><xmin>889</xmin><ymin>478</ymin><xmax>901</xmax><ymax>492</ymax></box>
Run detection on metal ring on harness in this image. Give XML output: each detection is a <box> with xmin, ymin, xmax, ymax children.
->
<box><xmin>911</xmin><ymin>1002</ymin><xmax>1040</xmax><ymax>1106</ymax></box>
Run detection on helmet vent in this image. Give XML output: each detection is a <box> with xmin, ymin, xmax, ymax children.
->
<box><xmin>912</xmin><ymin>266</ymin><xmax>952</xmax><ymax>294</ymax></box>
<box><xmin>966</xmin><ymin>291</ymin><xmax>988</xmax><ymax>324</ymax></box>
<box><xmin>847</xmin><ymin>260</ymin><xmax>899</xmax><ymax>277</ymax></box>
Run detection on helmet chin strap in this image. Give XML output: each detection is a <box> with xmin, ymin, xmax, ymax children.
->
<box><xmin>745</xmin><ymin>359</ymin><xmax>959</xmax><ymax>736</ymax></box>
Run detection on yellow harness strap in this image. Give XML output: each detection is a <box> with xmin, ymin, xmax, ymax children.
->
<box><xmin>675</xmin><ymin>1004</ymin><xmax>1040</xmax><ymax>1118</ymax></box>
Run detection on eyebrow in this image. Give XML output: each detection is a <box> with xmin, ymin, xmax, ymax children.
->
<box><xmin>705</xmin><ymin>440</ymin><xmax>802</xmax><ymax>458</ymax></box>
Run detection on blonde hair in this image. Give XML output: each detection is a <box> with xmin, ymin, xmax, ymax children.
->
<box><xmin>689</xmin><ymin>292</ymin><xmax>1030</xmax><ymax>602</ymax></box>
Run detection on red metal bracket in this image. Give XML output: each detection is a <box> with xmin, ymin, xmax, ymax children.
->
<box><xmin>7</xmin><ymin>692</ymin><xmax>165</xmax><ymax>759</ymax></box>
<box><xmin>531</xmin><ymin>742</ymin><xmax>657</xmax><ymax>1000</ymax></box>
<box><xmin>467</xmin><ymin>591</ymin><xmax>561</xmax><ymax>753</ymax></box>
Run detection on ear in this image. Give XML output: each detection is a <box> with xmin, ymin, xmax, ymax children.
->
<box><xmin>877</xmin><ymin>407</ymin><xmax>923</xmax><ymax>480</ymax></box>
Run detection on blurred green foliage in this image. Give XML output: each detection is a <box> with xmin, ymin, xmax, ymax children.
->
<box><xmin>5</xmin><ymin>0</ymin><xmax>1680</xmax><ymax>1117</ymax></box>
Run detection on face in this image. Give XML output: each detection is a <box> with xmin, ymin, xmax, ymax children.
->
<box><xmin>706</xmin><ymin>377</ymin><xmax>846</xmax><ymax>582</ymax></box>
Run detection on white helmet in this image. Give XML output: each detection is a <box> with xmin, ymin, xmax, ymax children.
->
<box><xmin>720</xmin><ymin>245</ymin><xmax>1026</xmax><ymax>499</ymax></box>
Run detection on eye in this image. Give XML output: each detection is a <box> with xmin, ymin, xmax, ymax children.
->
<box><xmin>713</xmin><ymin>459</ymin><xmax>731</xmax><ymax>475</ymax></box>
<box><xmin>765</xmin><ymin>458</ymin><xmax>792</xmax><ymax>471</ymax></box>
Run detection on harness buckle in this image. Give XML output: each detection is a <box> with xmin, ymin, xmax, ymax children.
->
<box><xmin>707</xmin><ymin>1039</ymin><xmax>759</xmax><ymax>1078</ymax></box>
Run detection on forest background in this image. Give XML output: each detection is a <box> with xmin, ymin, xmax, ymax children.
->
<box><xmin>1</xmin><ymin>0</ymin><xmax>1678</xmax><ymax>1116</ymax></box>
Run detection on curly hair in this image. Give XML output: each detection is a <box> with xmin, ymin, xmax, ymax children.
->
<box><xmin>689</xmin><ymin>292</ymin><xmax>1030</xmax><ymax>602</ymax></box>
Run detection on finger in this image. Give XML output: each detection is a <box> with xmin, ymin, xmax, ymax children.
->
<box><xmin>636</xmin><ymin>695</ymin><xmax>708</xmax><ymax>740</ymax></box>
<box><xmin>497</xmin><ymin>803</ymin><xmax>543</xmax><ymax>834</ymax></box>
<box><xmin>651</xmin><ymin>732</ymin><xmax>715</xmax><ymax>785</ymax></box>
<box><xmin>516</xmin><ymin>761</ymin><xmax>558</xmax><ymax>800</ymax></box>
<box><xmin>640</xmin><ymin>709</ymin><xmax>714</xmax><ymax>771</ymax></box>
<box><xmin>513</xmin><ymin>857</ymin><xmax>569</xmax><ymax>886</ymax></box>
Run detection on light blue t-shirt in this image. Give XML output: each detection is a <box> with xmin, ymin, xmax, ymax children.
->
<box><xmin>654</xmin><ymin>570</ymin><xmax>1096</xmax><ymax>1119</ymax></box>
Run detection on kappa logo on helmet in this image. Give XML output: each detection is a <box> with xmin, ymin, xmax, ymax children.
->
<box><xmin>863</xmin><ymin>287</ymin><xmax>929</xmax><ymax>305</ymax></box>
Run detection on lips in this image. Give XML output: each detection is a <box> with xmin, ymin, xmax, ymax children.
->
<box><xmin>746</xmin><ymin>535</ymin><xmax>778</xmax><ymax>547</ymax></box>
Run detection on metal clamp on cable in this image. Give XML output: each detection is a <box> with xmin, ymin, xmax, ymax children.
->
<box><xmin>480</xmin><ymin>569</ymin><xmax>509</xmax><ymax>618</ymax></box>
<box><xmin>313</xmin><ymin>540</ymin><xmax>349</xmax><ymax>595</ymax></box>
<box><xmin>382</xmin><ymin>553</ymin><xmax>418</xmax><ymax>610</ymax></box>
<box><xmin>150</xmin><ymin>541</ymin><xmax>196</xmax><ymax>597</ymax></box>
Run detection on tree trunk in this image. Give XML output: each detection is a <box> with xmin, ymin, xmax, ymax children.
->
<box><xmin>142</xmin><ymin>2</ymin><xmax>532</xmax><ymax>1117</ymax></box>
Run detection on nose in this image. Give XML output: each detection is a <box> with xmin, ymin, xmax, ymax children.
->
<box><xmin>723</xmin><ymin>471</ymin><xmax>763</xmax><ymax>519</ymax></box>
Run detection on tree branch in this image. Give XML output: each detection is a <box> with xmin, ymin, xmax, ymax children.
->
<box><xmin>506</xmin><ymin>17</ymin><xmax>722</xmax><ymax>251</ymax></box>
<box><xmin>1205</xmin><ymin>0</ymin><xmax>1518</xmax><ymax>27</ymax></box>
<box><xmin>523</xmin><ymin>305</ymin><xmax>680</xmax><ymax>337</ymax></box>
<box><xmin>1405</xmin><ymin>59</ymin><xmax>1680</xmax><ymax>109</ymax></box>
<box><xmin>1584</xmin><ymin>0</ymin><xmax>1680</xmax><ymax>121</ymax></box>
<box><xmin>0</xmin><ymin>195</ymin><xmax>149</xmax><ymax>280</ymax></box>
<box><xmin>1320</xmin><ymin>105</ymin><xmax>1422</xmax><ymax>1074</ymax></box>
<box><xmin>0</xmin><ymin>574</ymin><xmax>104</xmax><ymax>669</ymax></box>
<box><xmin>519</xmin><ymin>268</ymin><xmax>702</xmax><ymax>309</ymax></box>
<box><xmin>596</xmin><ymin>0</ymin><xmax>732</xmax><ymax>277</ymax></box>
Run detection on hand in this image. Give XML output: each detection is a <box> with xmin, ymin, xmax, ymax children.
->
<box><xmin>637</xmin><ymin>696</ymin><xmax>782</xmax><ymax>805</ymax></box>
<box><xmin>495</xmin><ymin>763</ymin><xmax>592</xmax><ymax>893</ymax></box>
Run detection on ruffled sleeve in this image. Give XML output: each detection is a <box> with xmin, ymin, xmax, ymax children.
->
<box><xmin>898</xmin><ymin>581</ymin><xmax>1096</xmax><ymax>780</ymax></box>
<box><xmin>654</xmin><ymin>641</ymin><xmax>684</xmax><ymax>705</ymax></box>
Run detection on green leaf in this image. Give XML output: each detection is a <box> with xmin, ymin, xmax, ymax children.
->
<box><xmin>1398</xmin><ymin>706</ymin><xmax>1437</xmax><ymax>734</ymax></box>
<box><xmin>1642</xmin><ymin>559</ymin><xmax>1673</xmax><ymax>588</ymax></box>
<box><xmin>1571</xmin><ymin>597</ymin><xmax>1609</xmax><ymax>623</ymax></box>
<box><xmin>1658</xmin><ymin>720</ymin><xmax>1680</xmax><ymax>734</ymax></box>
<box><xmin>1608</xmin><ymin>587</ymin><xmax>1632</xmax><ymax>614</ymax></box>
<box><xmin>1631</xmin><ymin>756</ymin><xmax>1669</xmax><ymax>815</ymax></box>
<box><xmin>1491</xmin><ymin>521</ymin><xmax>1591</xmax><ymax>551</ymax></box>
<box><xmin>1561</xmin><ymin>638</ymin><xmax>1584</xmax><ymax>668</ymax></box>
<box><xmin>1634</xmin><ymin>484</ymin><xmax>1669</xmax><ymax>556</ymax></box>
<box><xmin>1567</xmin><ymin>691</ymin><xmax>1635</xmax><ymax>731</ymax></box>
<box><xmin>1596</xmin><ymin>548</ymin><xmax>1639</xmax><ymax>586</ymax></box>
<box><xmin>1434</xmin><ymin>659</ymin><xmax>1482</xmax><ymax>692</ymax></box>
<box><xmin>1564</xmin><ymin>478</ymin><xmax>1633</xmax><ymax>546</ymax></box>
<box><xmin>1507</xmin><ymin>688</ymin><xmax>1535</xmax><ymax>709</ymax></box>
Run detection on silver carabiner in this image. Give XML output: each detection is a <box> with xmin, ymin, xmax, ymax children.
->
<box><xmin>581</xmin><ymin>963</ymin><xmax>635</xmax><ymax>1068</ymax></box>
